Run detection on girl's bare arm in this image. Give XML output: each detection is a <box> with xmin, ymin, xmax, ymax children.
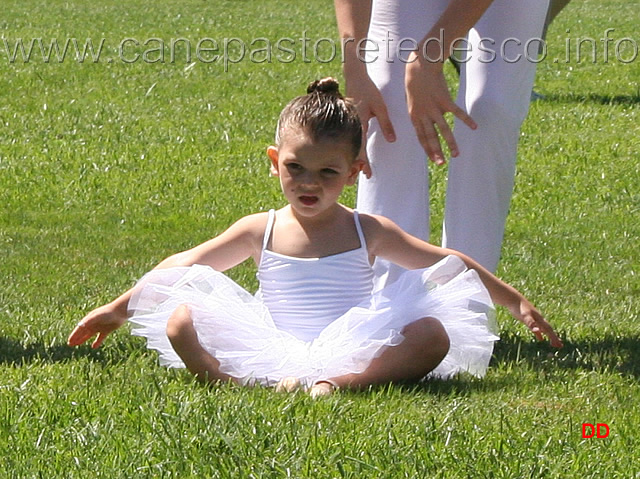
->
<box><xmin>362</xmin><ymin>214</ymin><xmax>563</xmax><ymax>347</ymax></box>
<box><xmin>68</xmin><ymin>213</ymin><xmax>267</xmax><ymax>348</ymax></box>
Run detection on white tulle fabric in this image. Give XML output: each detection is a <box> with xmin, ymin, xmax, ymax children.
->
<box><xmin>128</xmin><ymin>250</ymin><xmax>499</xmax><ymax>388</ymax></box>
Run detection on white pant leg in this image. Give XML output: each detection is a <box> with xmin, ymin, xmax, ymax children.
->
<box><xmin>443</xmin><ymin>0</ymin><xmax>550</xmax><ymax>272</ymax></box>
<box><xmin>360</xmin><ymin>0</ymin><xmax>448</xmax><ymax>287</ymax></box>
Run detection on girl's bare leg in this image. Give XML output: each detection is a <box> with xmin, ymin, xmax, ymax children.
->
<box><xmin>166</xmin><ymin>304</ymin><xmax>237</xmax><ymax>385</ymax></box>
<box><xmin>311</xmin><ymin>317</ymin><xmax>450</xmax><ymax>396</ymax></box>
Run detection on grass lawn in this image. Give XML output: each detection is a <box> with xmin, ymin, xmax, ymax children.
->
<box><xmin>1</xmin><ymin>0</ymin><xmax>639</xmax><ymax>477</ymax></box>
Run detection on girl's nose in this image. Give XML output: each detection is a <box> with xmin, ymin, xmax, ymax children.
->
<box><xmin>299</xmin><ymin>171</ymin><xmax>319</xmax><ymax>186</ymax></box>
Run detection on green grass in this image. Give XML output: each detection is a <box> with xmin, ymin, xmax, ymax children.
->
<box><xmin>1</xmin><ymin>0</ymin><xmax>639</xmax><ymax>477</ymax></box>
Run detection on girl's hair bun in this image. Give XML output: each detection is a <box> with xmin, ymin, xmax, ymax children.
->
<box><xmin>276</xmin><ymin>76</ymin><xmax>361</xmax><ymax>159</ymax></box>
<box><xmin>307</xmin><ymin>77</ymin><xmax>341</xmax><ymax>96</ymax></box>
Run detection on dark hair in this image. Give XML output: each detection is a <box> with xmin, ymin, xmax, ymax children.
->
<box><xmin>275</xmin><ymin>78</ymin><xmax>362</xmax><ymax>160</ymax></box>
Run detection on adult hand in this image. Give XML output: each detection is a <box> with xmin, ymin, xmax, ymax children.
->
<box><xmin>345</xmin><ymin>70</ymin><xmax>396</xmax><ymax>178</ymax></box>
<box><xmin>404</xmin><ymin>53</ymin><xmax>477</xmax><ymax>165</ymax></box>
<box><xmin>67</xmin><ymin>303</ymin><xmax>127</xmax><ymax>349</ymax></box>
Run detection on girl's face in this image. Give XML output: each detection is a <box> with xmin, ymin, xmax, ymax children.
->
<box><xmin>268</xmin><ymin>131</ymin><xmax>361</xmax><ymax>218</ymax></box>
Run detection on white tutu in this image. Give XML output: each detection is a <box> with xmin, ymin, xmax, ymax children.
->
<box><xmin>128</xmin><ymin>255</ymin><xmax>499</xmax><ymax>387</ymax></box>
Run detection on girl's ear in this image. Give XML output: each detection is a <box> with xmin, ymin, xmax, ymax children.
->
<box><xmin>267</xmin><ymin>146</ymin><xmax>279</xmax><ymax>176</ymax></box>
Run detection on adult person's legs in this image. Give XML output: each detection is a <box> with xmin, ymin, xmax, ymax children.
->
<box><xmin>443</xmin><ymin>0</ymin><xmax>550</xmax><ymax>272</ymax></box>
<box><xmin>357</xmin><ymin>0</ymin><xmax>448</xmax><ymax>286</ymax></box>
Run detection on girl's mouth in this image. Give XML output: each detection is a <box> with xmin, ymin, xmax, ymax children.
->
<box><xmin>299</xmin><ymin>195</ymin><xmax>319</xmax><ymax>206</ymax></box>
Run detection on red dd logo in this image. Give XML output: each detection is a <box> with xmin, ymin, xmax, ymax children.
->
<box><xmin>582</xmin><ymin>423</ymin><xmax>610</xmax><ymax>438</ymax></box>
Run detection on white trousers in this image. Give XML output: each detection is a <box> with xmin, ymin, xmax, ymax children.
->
<box><xmin>358</xmin><ymin>0</ymin><xmax>549</xmax><ymax>283</ymax></box>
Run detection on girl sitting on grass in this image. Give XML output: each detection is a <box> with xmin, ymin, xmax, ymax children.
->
<box><xmin>68</xmin><ymin>78</ymin><xmax>562</xmax><ymax>397</ymax></box>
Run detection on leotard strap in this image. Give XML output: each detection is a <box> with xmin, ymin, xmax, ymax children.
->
<box><xmin>353</xmin><ymin>210</ymin><xmax>367</xmax><ymax>250</ymax></box>
<box><xmin>262</xmin><ymin>209</ymin><xmax>276</xmax><ymax>252</ymax></box>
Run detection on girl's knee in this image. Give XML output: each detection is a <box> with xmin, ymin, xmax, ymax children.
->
<box><xmin>166</xmin><ymin>304</ymin><xmax>193</xmax><ymax>340</ymax></box>
<box><xmin>407</xmin><ymin>317</ymin><xmax>450</xmax><ymax>361</ymax></box>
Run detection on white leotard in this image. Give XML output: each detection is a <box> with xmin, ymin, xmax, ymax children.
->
<box><xmin>256</xmin><ymin>210</ymin><xmax>375</xmax><ymax>341</ymax></box>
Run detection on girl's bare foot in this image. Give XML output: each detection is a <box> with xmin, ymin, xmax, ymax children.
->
<box><xmin>275</xmin><ymin>376</ymin><xmax>301</xmax><ymax>393</ymax></box>
<box><xmin>309</xmin><ymin>380</ymin><xmax>338</xmax><ymax>398</ymax></box>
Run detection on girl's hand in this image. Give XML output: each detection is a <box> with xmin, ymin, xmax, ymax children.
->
<box><xmin>507</xmin><ymin>298</ymin><xmax>564</xmax><ymax>348</ymax></box>
<box><xmin>404</xmin><ymin>54</ymin><xmax>477</xmax><ymax>166</ymax></box>
<box><xmin>344</xmin><ymin>69</ymin><xmax>396</xmax><ymax>178</ymax></box>
<box><xmin>67</xmin><ymin>303</ymin><xmax>127</xmax><ymax>349</ymax></box>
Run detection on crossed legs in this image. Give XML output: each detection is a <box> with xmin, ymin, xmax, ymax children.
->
<box><xmin>166</xmin><ymin>304</ymin><xmax>450</xmax><ymax>395</ymax></box>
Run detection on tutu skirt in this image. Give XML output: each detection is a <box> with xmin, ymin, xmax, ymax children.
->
<box><xmin>128</xmin><ymin>255</ymin><xmax>499</xmax><ymax>387</ymax></box>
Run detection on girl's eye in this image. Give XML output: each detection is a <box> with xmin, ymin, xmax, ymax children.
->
<box><xmin>286</xmin><ymin>163</ymin><xmax>303</xmax><ymax>172</ymax></box>
<box><xmin>322</xmin><ymin>169</ymin><xmax>339</xmax><ymax>176</ymax></box>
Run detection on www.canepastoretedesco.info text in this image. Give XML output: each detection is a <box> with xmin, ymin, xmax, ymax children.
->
<box><xmin>2</xmin><ymin>30</ymin><xmax>637</xmax><ymax>69</ymax></box>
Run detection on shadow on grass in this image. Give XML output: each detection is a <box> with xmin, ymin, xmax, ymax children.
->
<box><xmin>374</xmin><ymin>331</ymin><xmax>640</xmax><ymax>397</ymax></box>
<box><xmin>492</xmin><ymin>332</ymin><xmax>640</xmax><ymax>379</ymax></box>
<box><xmin>3</xmin><ymin>332</ymin><xmax>639</xmax><ymax>395</ymax></box>
<box><xmin>0</xmin><ymin>336</ymin><xmax>106</xmax><ymax>366</ymax></box>
<box><xmin>543</xmin><ymin>92</ymin><xmax>640</xmax><ymax>106</ymax></box>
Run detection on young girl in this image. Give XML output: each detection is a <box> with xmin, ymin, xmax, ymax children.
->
<box><xmin>68</xmin><ymin>78</ymin><xmax>562</xmax><ymax>397</ymax></box>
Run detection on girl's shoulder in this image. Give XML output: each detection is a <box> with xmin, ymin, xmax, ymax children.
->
<box><xmin>217</xmin><ymin>211</ymin><xmax>272</xmax><ymax>246</ymax></box>
<box><xmin>357</xmin><ymin>212</ymin><xmax>399</xmax><ymax>235</ymax></box>
<box><xmin>232</xmin><ymin>211</ymin><xmax>271</xmax><ymax>236</ymax></box>
<box><xmin>357</xmin><ymin>212</ymin><xmax>406</xmax><ymax>254</ymax></box>
<box><xmin>224</xmin><ymin>212</ymin><xmax>272</xmax><ymax>261</ymax></box>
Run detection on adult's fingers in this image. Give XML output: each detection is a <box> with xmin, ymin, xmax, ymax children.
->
<box><xmin>413</xmin><ymin>116</ymin><xmax>445</xmax><ymax>166</ymax></box>
<box><xmin>449</xmin><ymin>102</ymin><xmax>477</xmax><ymax>132</ymax></box>
<box><xmin>372</xmin><ymin>100</ymin><xmax>396</xmax><ymax>143</ymax></box>
<box><xmin>361</xmin><ymin>156</ymin><xmax>373</xmax><ymax>179</ymax></box>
